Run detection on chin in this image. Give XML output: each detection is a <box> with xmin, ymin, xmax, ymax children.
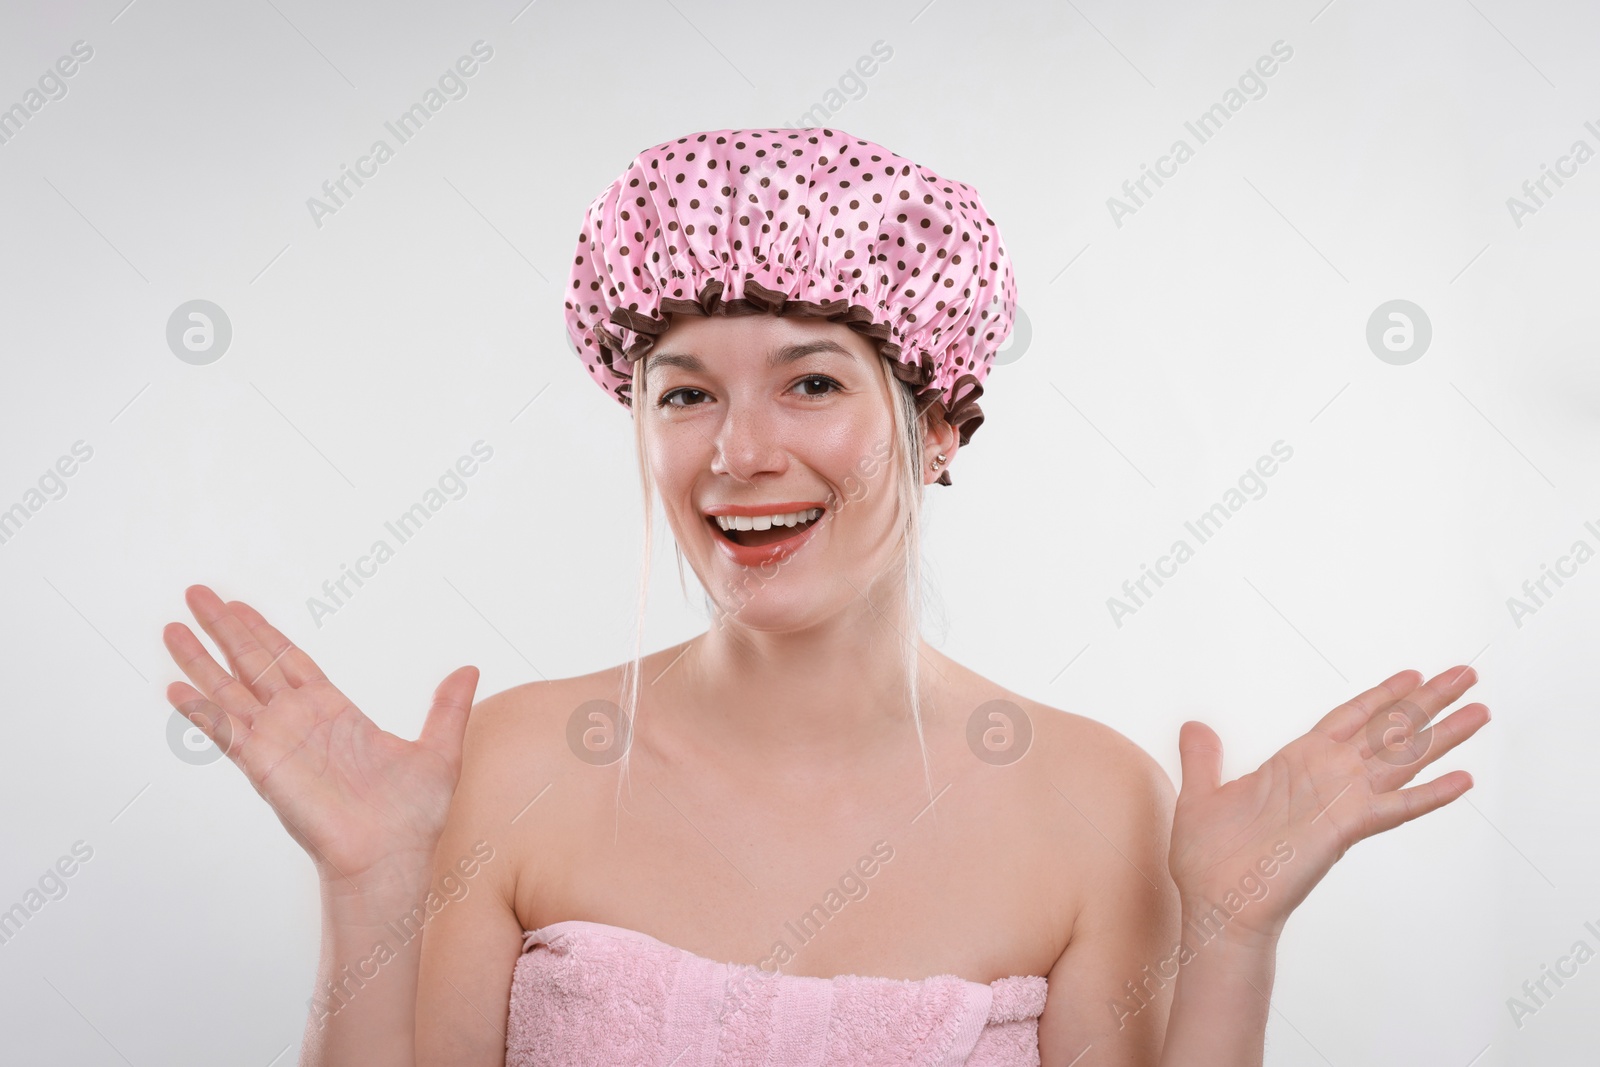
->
<box><xmin>703</xmin><ymin>579</ymin><xmax>823</xmax><ymax>633</ymax></box>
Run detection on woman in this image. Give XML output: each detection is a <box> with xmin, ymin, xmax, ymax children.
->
<box><xmin>162</xmin><ymin>128</ymin><xmax>1490</xmax><ymax>1066</ymax></box>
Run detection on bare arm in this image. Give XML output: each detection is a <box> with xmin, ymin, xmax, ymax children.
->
<box><xmin>1154</xmin><ymin>919</ymin><xmax>1277</xmax><ymax>1067</ymax></box>
<box><xmin>1040</xmin><ymin>666</ymin><xmax>1487</xmax><ymax>1065</ymax></box>
<box><xmin>299</xmin><ymin>863</ymin><xmax>441</xmax><ymax>1065</ymax></box>
<box><xmin>1036</xmin><ymin>741</ymin><xmax>1182</xmax><ymax>1066</ymax></box>
<box><xmin>415</xmin><ymin>688</ymin><xmax>545</xmax><ymax>1066</ymax></box>
<box><xmin>160</xmin><ymin>585</ymin><xmax>480</xmax><ymax>1067</ymax></box>
<box><xmin>1152</xmin><ymin>665</ymin><xmax>1488</xmax><ymax>1066</ymax></box>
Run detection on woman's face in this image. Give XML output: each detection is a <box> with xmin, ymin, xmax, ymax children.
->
<box><xmin>639</xmin><ymin>313</ymin><xmax>929</xmax><ymax>631</ymax></box>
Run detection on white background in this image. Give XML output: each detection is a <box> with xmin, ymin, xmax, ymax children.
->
<box><xmin>1</xmin><ymin>0</ymin><xmax>1596</xmax><ymax>1064</ymax></box>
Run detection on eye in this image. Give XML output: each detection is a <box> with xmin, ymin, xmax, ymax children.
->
<box><xmin>794</xmin><ymin>374</ymin><xmax>842</xmax><ymax>398</ymax></box>
<box><xmin>656</xmin><ymin>387</ymin><xmax>708</xmax><ymax>409</ymax></box>
<box><xmin>656</xmin><ymin>376</ymin><xmax>842</xmax><ymax>408</ymax></box>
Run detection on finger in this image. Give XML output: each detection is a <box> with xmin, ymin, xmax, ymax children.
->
<box><xmin>417</xmin><ymin>665</ymin><xmax>480</xmax><ymax>775</ymax></box>
<box><xmin>1355</xmin><ymin>664</ymin><xmax>1480</xmax><ymax>763</ymax></box>
<box><xmin>1401</xmin><ymin>665</ymin><xmax>1479</xmax><ymax>725</ymax></box>
<box><xmin>225</xmin><ymin>598</ymin><xmax>329</xmax><ymax>688</ymax></box>
<box><xmin>1364</xmin><ymin>769</ymin><xmax>1474</xmax><ymax>836</ymax></box>
<box><xmin>166</xmin><ymin>680</ymin><xmax>247</xmax><ymax>760</ymax></box>
<box><xmin>184</xmin><ymin>585</ymin><xmax>294</xmax><ymax>702</ymax></box>
<box><xmin>1313</xmin><ymin>668</ymin><xmax>1420</xmax><ymax>742</ymax></box>
<box><xmin>1369</xmin><ymin>701</ymin><xmax>1492</xmax><ymax>785</ymax></box>
<box><xmin>163</xmin><ymin>620</ymin><xmax>263</xmax><ymax>722</ymax></box>
<box><xmin>1177</xmin><ymin>720</ymin><xmax>1223</xmax><ymax>797</ymax></box>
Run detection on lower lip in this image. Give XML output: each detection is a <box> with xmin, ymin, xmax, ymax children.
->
<box><xmin>709</xmin><ymin>514</ymin><xmax>825</xmax><ymax>567</ymax></box>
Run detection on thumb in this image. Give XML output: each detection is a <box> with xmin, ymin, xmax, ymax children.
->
<box><xmin>1177</xmin><ymin>719</ymin><xmax>1224</xmax><ymax>797</ymax></box>
<box><xmin>418</xmin><ymin>665</ymin><xmax>480</xmax><ymax>772</ymax></box>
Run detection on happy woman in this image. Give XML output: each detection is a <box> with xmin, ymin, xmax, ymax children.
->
<box><xmin>161</xmin><ymin>127</ymin><xmax>1490</xmax><ymax>1066</ymax></box>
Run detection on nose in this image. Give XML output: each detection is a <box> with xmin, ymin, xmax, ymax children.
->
<box><xmin>708</xmin><ymin>399</ymin><xmax>786</xmax><ymax>483</ymax></box>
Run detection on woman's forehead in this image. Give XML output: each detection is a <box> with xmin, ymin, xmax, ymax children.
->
<box><xmin>651</xmin><ymin>313</ymin><xmax>878</xmax><ymax>363</ymax></box>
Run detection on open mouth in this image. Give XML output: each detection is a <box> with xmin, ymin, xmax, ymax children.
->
<box><xmin>708</xmin><ymin>508</ymin><xmax>824</xmax><ymax>548</ymax></box>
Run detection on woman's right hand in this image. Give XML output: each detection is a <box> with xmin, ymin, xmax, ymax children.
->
<box><xmin>162</xmin><ymin>584</ymin><xmax>479</xmax><ymax>895</ymax></box>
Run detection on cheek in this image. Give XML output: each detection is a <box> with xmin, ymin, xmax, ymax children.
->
<box><xmin>809</xmin><ymin>425</ymin><xmax>872</xmax><ymax>470</ymax></box>
<box><xmin>818</xmin><ymin>437</ymin><xmax>899</xmax><ymax>514</ymax></box>
<box><xmin>644</xmin><ymin>421</ymin><xmax>703</xmax><ymax>482</ymax></box>
<box><xmin>802</xmin><ymin>405</ymin><xmax>895</xmax><ymax>474</ymax></box>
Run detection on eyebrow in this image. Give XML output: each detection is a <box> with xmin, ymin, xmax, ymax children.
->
<box><xmin>644</xmin><ymin>339</ymin><xmax>857</xmax><ymax>374</ymax></box>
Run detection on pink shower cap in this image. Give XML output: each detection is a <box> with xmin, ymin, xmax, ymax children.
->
<box><xmin>563</xmin><ymin>127</ymin><xmax>1017</xmax><ymax>485</ymax></box>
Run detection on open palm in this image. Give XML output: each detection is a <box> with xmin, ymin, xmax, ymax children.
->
<box><xmin>162</xmin><ymin>584</ymin><xmax>478</xmax><ymax>892</ymax></box>
<box><xmin>1168</xmin><ymin>665</ymin><xmax>1491</xmax><ymax>943</ymax></box>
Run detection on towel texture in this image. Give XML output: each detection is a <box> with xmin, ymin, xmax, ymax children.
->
<box><xmin>506</xmin><ymin>920</ymin><xmax>1048</xmax><ymax>1066</ymax></box>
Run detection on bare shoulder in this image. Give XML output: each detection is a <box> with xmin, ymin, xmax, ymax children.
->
<box><xmin>1021</xmin><ymin>696</ymin><xmax>1176</xmax><ymax>815</ymax></box>
<box><xmin>464</xmin><ymin>664</ymin><xmax>627</xmax><ymax>762</ymax></box>
<box><xmin>442</xmin><ymin>662</ymin><xmax>631</xmax><ymax>838</ymax></box>
<box><xmin>434</xmin><ymin>662</ymin><xmax>634</xmax><ymax>918</ymax></box>
<box><xmin>929</xmin><ymin>648</ymin><xmax>1175</xmax><ymax>826</ymax></box>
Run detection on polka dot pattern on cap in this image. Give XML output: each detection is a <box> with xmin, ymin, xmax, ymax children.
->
<box><xmin>563</xmin><ymin>127</ymin><xmax>1017</xmax><ymax>485</ymax></box>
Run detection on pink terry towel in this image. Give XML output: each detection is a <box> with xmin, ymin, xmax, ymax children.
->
<box><xmin>506</xmin><ymin>920</ymin><xmax>1048</xmax><ymax>1066</ymax></box>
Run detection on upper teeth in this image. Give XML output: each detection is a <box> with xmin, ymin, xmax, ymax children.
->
<box><xmin>714</xmin><ymin>508</ymin><xmax>822</xmax><ymax>532</ymax></box>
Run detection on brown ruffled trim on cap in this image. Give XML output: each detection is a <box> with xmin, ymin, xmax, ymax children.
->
<box><xmin>599</xmin><ymin>275</ymin><xmax>986</xmax><ymax>486</ymax></box>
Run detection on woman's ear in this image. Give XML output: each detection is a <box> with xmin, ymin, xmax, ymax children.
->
<box><xmin>921</xmin><ymin>406</ymin><xmax>960</xmax><ymax>485</ymax></box>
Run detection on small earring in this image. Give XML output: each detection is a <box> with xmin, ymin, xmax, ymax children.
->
<box><xmin>930</xmin><ymin>452</ymin><xmax>947</xmax><ymax>472</ymax></box>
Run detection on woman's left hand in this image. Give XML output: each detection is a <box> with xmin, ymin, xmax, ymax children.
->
<box><xmin>1167</xmin><ymin>665</ymin><xmax>1491</xmax><ymax>944</ymax></box>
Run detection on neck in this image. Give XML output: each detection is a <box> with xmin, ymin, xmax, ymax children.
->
<box><xmin>664</xmin><ymin>584</ymin><xmax>943</xmax><ymax>770</ymax></box>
